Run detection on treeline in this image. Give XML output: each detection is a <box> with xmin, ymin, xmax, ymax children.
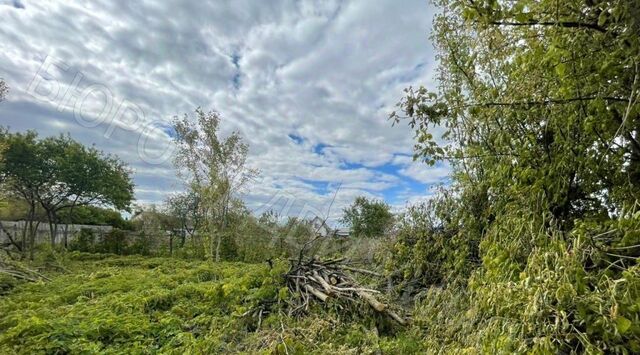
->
<box><xmin>0</xmin><ymin>107</ymin><xmax>396</xmax><ymax>264</ymax></box>
<box><xmin>0</xmin><ymin>125</ymin><xmax>317</xmax><ymax>262</ymax></box>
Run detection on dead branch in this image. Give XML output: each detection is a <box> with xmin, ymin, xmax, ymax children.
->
<box><xmin>0</xmin><ymin>257</ymin><xmax>50</xmax><ymax>282</ymax></box>
<box><xmin>284</xmin><ymin>257</ymin><xmax>407</xmax><ymax>325</ymax></box>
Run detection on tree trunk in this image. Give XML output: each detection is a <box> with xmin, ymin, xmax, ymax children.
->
<box><xmin>29</xmin><ymin>221</ymin><xmax>36</xmax><ymax>261</ymax></box>
<box><xmin>215</xmin><ymin>197</ymin><xmax>229</xmax><ymax>263</ymax></box>
<box><xmin>47</xmin><ymin>211</ymin><xmax>56</xmax><ymax>248</ymax></box>
<box><xmin>180</xmin><ymin>227</ymin><xmax>186</xmax><ymax>248</ymax></box>
<box><xmin>169</xmin><ymin>234</ymin><xmax>173</xmax><ymax>257</ymax></box>
<box><xmin>63</xmin><ymin>226</ymin><xmax>68</xmax><ymax>249</ymax></box>
<box><xmin>27</xmin><ymin>202</ymin><xmax>36</xmax><ymax>260</ymax></box>
<box><xmin>215</xmin><ymin>233</ymin><xmax>221</xmax><ymax>262</ymax></box>
<box><xmin>209</xmin><ymin>219</ymin><xmax>216</xmax><ymax>262</ymax></box>
<box><xmin>19</xmin><ymin>221</ymin><xmax>27</xmax><ymax>260</ymax></box>
<box><xmin>63</xmin><ymin>206</ymin><xmax>75</xmax><ymax>249</ymax></box>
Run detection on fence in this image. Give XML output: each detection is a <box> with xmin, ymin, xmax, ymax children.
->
<box><xmin>0</xmin><ymin>220</ymin><xmax>113</xmax><ymax>246</ymax></box>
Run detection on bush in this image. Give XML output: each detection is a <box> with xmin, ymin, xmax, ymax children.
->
<box><xmin>69</xmin><ymin>228</ymin><xmax>96</xmax><ymax>253</ymax></box>
<box><xmin>98</xmin><ymin>229</ymin><xmax>127</xmax><ymax>255</ymax></box>
<box><xmin>384</xmin><ymin>190</ymin><xmax>477</xmax><ymax>293</ymax></box>
<box><xmin>128</xmin><ymin>231</ymin><xmax>154</xmax><ymax>256</ymax></box>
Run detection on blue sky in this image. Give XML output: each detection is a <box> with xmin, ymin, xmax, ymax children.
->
<box><xmin>0</xmin><ymin>0</ymin><xmax>447</xmax><ymax>223</ymax></box>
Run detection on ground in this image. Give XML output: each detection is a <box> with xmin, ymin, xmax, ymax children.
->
<box><xmin>0</xmin><ymin>254</ymin><xmax>421</xmax><ymax>354</ymax></box>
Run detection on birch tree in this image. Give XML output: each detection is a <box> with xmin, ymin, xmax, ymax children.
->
<box><xmin>172</xmin><ymin>108</ymin><xmax>258</xmax><ymax>262</ymax></box>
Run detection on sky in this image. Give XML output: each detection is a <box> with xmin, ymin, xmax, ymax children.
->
<box><xmin>0</xmin><ymin>0</ymin><xmax>448</xmax><ymax>224</ymax></box>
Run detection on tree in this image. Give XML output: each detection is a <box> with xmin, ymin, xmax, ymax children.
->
<box><xmin>0</xmin><ymin>130</ymin><xmax>134</xmax><ymax>254</ymax></box>
<box><xmin>0</xmin><ymin>130</ymin><xmax>49</xmax><ymax>259</ymax></box>
<box><xmin>390</xmin><ymin>0</ymin><xmax>640</xmax><ymax>351</ymax></box>
<box><xmin>0</xmin><ymin>127</ymin><xmax>23</xmax><ymax>257</ymax></box>
<box><xmin>36</xmin><ymin>134</ymin><xmax>134</xmax><ymax>247</ymax></box>
<box><xmin>172</xmin><ymin>108</ymin><xmax>258</xmax><ymax>262</ymax></box>
<box><xmin>165</xmin><ymin>191</ymin><xmax>202</xmax><ymax>249</ymax></box>
<box><xmin>393</xmin><ymin>0</ymin><xmax>640</xmax><ymax>226</ymax></box>
<box><xmin>340</xmin><ymin>196</ymin><xmax>394</xmax><ymax>238</ymax></box>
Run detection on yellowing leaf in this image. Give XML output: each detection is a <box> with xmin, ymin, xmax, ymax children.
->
<box><xmin>616</xmin><ymin>316</ymin><xmax>632</xmax><ymax>334</ymax></box>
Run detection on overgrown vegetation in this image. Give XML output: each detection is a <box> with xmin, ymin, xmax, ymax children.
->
<box><xmin>385</xmin><ymin>0</ymin><xmax>640</xmax><ymax>352</ymax></box>
<box><xmin>0</xmin><ymin>0</ymin><xmax>639</xmax><ymax>353</ymax></box>
<box><xmin>0</xmin><ymin>255</ymin><xmax>411</xmax><ymax>354</ymax></box>
<box><xmin>341</xmin><ymin>196</ymin><xmax>394</xmax><ymax>238</ymax></box>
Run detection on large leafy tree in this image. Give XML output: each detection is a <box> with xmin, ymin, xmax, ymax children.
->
<box><xmin>0</xmin><ymin>130</ymin><xmax>134</xmax><ymax>251</ymax></box>
<box><xmin>36</xmin><ymin>134</ymin><xmax>134</xmax><ymax>246</ymax></box>
<box><xmin>394</xmin><ymin>0</ymin><xmax>640</xmax><ymax>226</ymax></box>
<box><xmin>0</xmin><ymin>130</ymin><xmax>50</xmax><ymax>258</ymax></box>
<box><xmin>172</xmin><ymin>108</ymin><xmax>258</xmax><ymax>262</ymax></box>
<box><xmin>340</xmin><ymin>196</ymin><xmax>394</xmax><ymax>238</ymax></box>
<box><xmin>391</xmin><ymin>0</ymin><xmax>640</xmax><ymax>351</ymax></box>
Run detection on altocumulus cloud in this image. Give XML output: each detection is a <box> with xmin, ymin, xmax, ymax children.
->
<box><xmin>0</xmin><ymin>0</ymin><xmax>448</xmax><ymax>223</ymax></box>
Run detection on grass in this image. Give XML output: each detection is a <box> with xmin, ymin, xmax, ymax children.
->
<box><xmin>0</xmin><ymin>254</ymin><xmax>420</xmax><ymax>354</ymax></box>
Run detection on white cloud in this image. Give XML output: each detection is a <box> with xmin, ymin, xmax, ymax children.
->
<box><xmin>399</xmin><ymin>162</ymin><xmax>451</xmax><ymax>184</ymax></box>
<box><xmin>0</xmin><ymin>0</ymin><xmax>446</xmax><ymax>225</ymax></box>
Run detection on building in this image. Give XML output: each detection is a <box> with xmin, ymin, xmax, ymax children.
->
<box><xmin>309</xmin><ymin>216</ymin><xmax>350</xmax><ymax>238</ymax></box>
<box><xmin>333</xmin><ymin>228</ymin><xmax>350</xmax><ymax>237</ymax></box>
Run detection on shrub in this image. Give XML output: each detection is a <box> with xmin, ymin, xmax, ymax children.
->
<box><xmin>98</xmin><ymin>229</ymin><xmax>127</xmax><ymax>255</ymax></box>
<box><xmin>69</xmin><ymin>228</ymin><xmax>96</xmax><ymax>253</ymax></box>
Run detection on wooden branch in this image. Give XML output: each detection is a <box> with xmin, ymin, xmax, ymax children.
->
<box><xmin>338</xmin><ymin>265</ymin><xmax>383</xmax><ymax>277</ymax></box>
<box><xmin>356</xmin><ymin>290</ymin><xmax>385</xmax><ymax>312</ymax></box>
<box><xmin>285</xmin><ymin>257</ymin><xmax>407</xmax><ymax>325</ymax></box>
<box><xmin>332</xmin><ymin>286</ymin><xmax>381</xmax><ymax>294</ymax></box>
<box><xmin>0</xmin><ymin>221</ymin><xmax>22</xmax><ymax>252</ymax></box>
<box><xmin>385</xmin><ymin>310</ymin><xmax>407</xmax><ymax>326</ymax></box>
<box><xmin>311</xmin><ymin>271</ymin><xmax>334</xmax><ymax>295</ymax></box>
<box><xmin>466</xmin><ymin>96</ymin><xmax>628</xmax><ymax>109</ymax></box>
<box><xmin>489</xmin><ymin>20</ymin><xmax>608</xmax><ymax>34</ymax></box>
<box><xmin>304</xmin><ymin>284</ymin><xmax>329</xmax><ymax>302</ymax></box>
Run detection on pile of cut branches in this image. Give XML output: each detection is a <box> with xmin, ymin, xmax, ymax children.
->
<box><xmin>285</xmin><ymin>258</ymin><xmax>406</xmax><ymax>325</ymax></box>
<box><xmin>0</xmin><ymin>256</ymin><xmax>50</xmax><ymax>282</ymax></box>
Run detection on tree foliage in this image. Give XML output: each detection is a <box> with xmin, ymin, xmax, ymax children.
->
<box><xmin>393</xmin><ymin>0</ymin><xmax>640</xmax><ymax>225</ymax></box>
<box><xmin>0</xmin><ymin>129</ymin><xmax>134</xmax><ymax>256</ymax></box>
<box><xmin>340</xmin><ymin>196</ymin><xmax>394</xmax><ymax>238</ymax></box>
<box><xmin>389</xmin><ymin>0</ymin><xmax>640</xmax><ymax>352</ymax></box>
<box><xmin>165</xmin><ymin>191</ymin><xmax>202</xmax><ymax>250</ymax></box>
<box><xmin>172</xmin><ymin>108</ymin><xmax>259</xmax><ymax>262</ymax></box>
<box><xmin>57</xmin><ymin>205</ymin><xmax>134</xmax><ymax>230</ymax></box>
<box><xmin>37</xmin><ymin>134</ymin><xmax>134</xmax><ymax>246</ymax></box>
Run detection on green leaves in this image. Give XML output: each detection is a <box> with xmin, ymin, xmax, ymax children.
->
<box><xmin>172</xmin><ymin>108</ymin><xmax>259</xmax><ymax>262</ymax></box>
<box><xmin>616</xmin><ymin>316</ymin><xmax>632</xmax><ymax>334</ymax></box>
<box><xmin>0</xmin><ymin>256</ymin><xmax>287</xmax><ymax>353</ymax></box>
<box><xmin>391</xmin><ymin>0</ymin><xmax>640</xmax><ymax>352</ymax></box>
<box><xmin>0</xmin><ymin>130</ymin><xmax>134</xmax><ymax>213</ymax></box>
<box><xmin>340</xmin><ymin>196</ymin><xmax>394</xmax><ymax>238</ymax></box>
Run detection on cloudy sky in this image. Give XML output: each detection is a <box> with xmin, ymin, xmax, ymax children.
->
<box><xmin>0</xmin><ymin>0</ymin><xmax>448</xmax><ymax>223</ymax></box>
